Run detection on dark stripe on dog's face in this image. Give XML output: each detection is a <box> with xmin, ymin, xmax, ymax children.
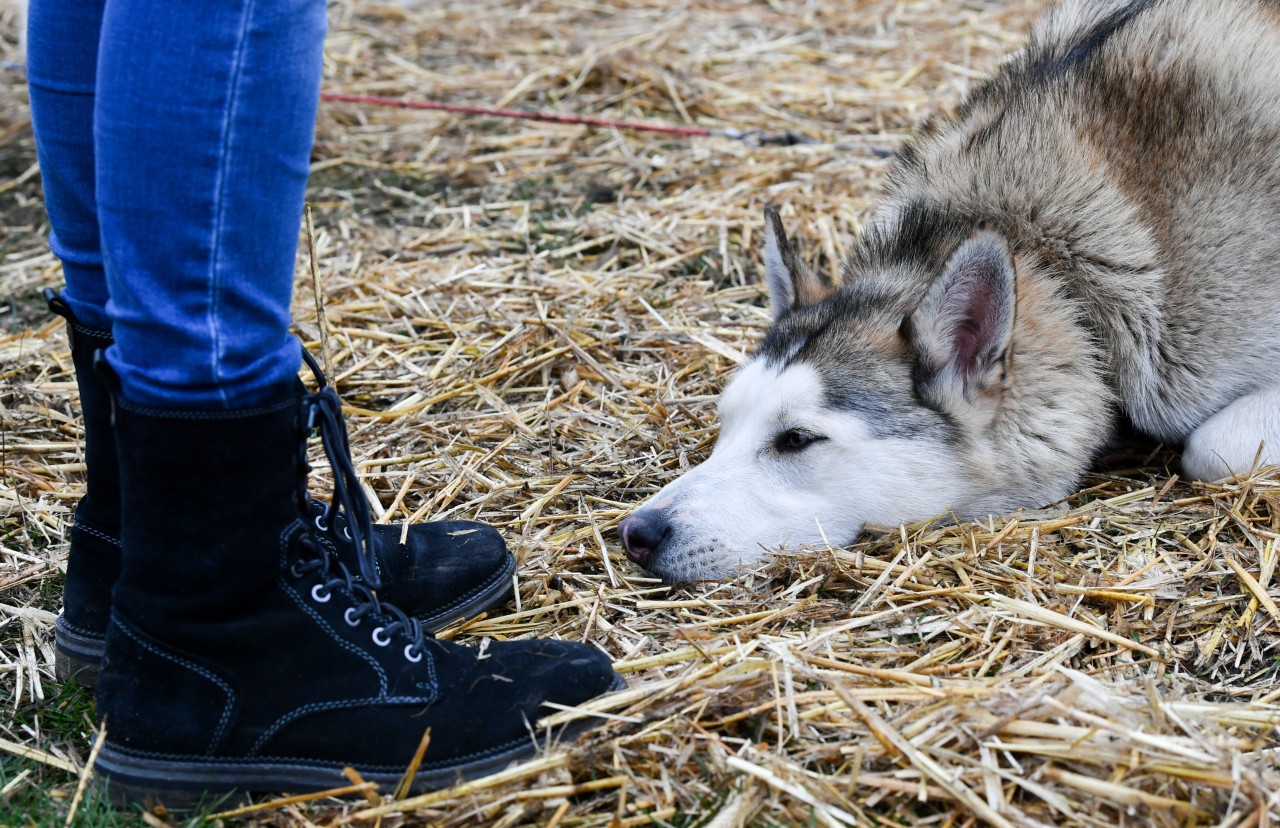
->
<box><xmin>753</xmin><ymin>199</ymin><xmax>988</xmax><ymax>444</ymax></box>
<box><xmin>758</xmin><ymin>284</ymin><xmax>956</xmax><ymax>442</ymax></box>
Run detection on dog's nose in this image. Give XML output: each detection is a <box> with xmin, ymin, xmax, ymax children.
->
<box><xmin>619</xmin><ymin>510</ymin><xmax>670</xmax><ymax>567</ymax></box>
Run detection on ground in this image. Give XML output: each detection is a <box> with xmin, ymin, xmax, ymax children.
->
<box><xmin>1</xmin><ymin>0</ymin><xmax>1278</xmax><ymax>826</ymax></box>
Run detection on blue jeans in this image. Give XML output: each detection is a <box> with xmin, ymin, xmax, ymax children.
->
<box><xmin>28</xmin><ymin>0</ymin><xmax>325</xmax><ymax>409</ymax></box>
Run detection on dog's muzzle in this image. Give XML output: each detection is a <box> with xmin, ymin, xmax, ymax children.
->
<box><xmin>618</xmin><ymin>509</ymin><xmax>672</xmax><ymax>568</ymax></box>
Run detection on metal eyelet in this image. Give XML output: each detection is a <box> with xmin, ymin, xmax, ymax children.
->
<box><xmin>342</xmin><ymin>524</ymin><xmax>353</xmax><ymax>541</ymax></box>
<box><xmin>372</xmin><ymin>627</ymin><xmax>391</xmax><ymax>647</ymax></box>
<box><xmin>404</xmin><ymin>644</ymin><xmax>423</xmax><ymax>663</ymax></box>
<box><xmin>311</xmin><ymin>584</ymin><xmax>332</xmax><ymax>603</ymax></box>
<box><xmin>314</xmin><ymin>514</ymin><xmax>328</xmax><ymax>532</ymax></box>
<box><xmin>289</xmin><ymin>561</ymin><xmax>306</xmax><ymax>579</ymax></box>
<box><xmin>344</xmin><ymin>608</ymin><xmax>361</xmax><ymax>627</ymax></box>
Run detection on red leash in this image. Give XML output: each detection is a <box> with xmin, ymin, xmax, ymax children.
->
<box><xmin>319</xmin><ymin>92</ymin><xmax>814</xmax><ymax>145</ymax></box>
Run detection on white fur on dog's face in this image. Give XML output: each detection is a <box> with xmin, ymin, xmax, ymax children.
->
<box><xmin>635</xmin><ymin>358</ymin><xmax>968</xmax><ymax>582</ymax></box>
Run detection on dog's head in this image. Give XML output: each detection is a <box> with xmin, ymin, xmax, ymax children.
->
<box><xmin>619</xmin><ymin>207</ymin><xmax>1110</xmax><ymax>583</ymax></box>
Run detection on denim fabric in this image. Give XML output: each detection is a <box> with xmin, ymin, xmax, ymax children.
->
<box><xmin>27</xmin><ymin>0</ymin><xmax>111</xmax><ymax>332</ymax></box>
<box><xmin>28</xmin><ymin>0</ymin><xmax>325</xmax><ymax>408</ymax></box>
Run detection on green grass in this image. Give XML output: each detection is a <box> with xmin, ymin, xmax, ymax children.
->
<box><xmin>1</xmin><ymin>681</ymin><xmax>91</xmax><ymax>827</ymax></box>
<box><xmin>1</xmin><ymin>684</ymin><xmax>265</xmax><ymax>826</ymax></box>
<box><xmin>0</xmin><ymin>760</ymin><xmax>135</xmax><ymax>828</ymax></box>
<box><xmin>0</xmin><ymin>757</ymin><xmax>233</xmax><ymax>828</ymax></box>
<box><xmin>1</xmin><ymin>664</ymin><xmax>227</xmax><ymax>825</ymax></box>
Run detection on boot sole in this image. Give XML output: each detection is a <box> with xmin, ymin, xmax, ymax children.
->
<box><xmin>54</xmin><ymin>555</ymin><xmax>517</xmax><ymax>688</ymax></box>
<box><xmin>94</xmin><ymin>675</ymin><xmax>624</xmax><ymax>808</ymax></box>
<box><xmin>54</xmin><ymin>615</ymin><xmax>104</xmax><ymax>689</ymax></box>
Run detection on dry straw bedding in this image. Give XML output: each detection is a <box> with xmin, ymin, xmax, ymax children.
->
<box><xmin>2</xmin><ymin>0</ymin><xmax>1279</xmax><ymax>825</ymax></box>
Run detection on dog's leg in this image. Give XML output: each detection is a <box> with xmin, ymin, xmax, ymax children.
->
<box><xmin>1182</xmin><ymin>384</ymin><xmax>1280</xmax><ymax>481</ymax></box>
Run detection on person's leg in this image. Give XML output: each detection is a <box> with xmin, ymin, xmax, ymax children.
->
<box><xmin>90</xmin><ymin>0</ymin><xmax>517</xmax><ymax>609</ymax></box>
<box><xmin>28</xmin><ymin>0</ymin><xmax>122</xmax><ymax>685</ymax></box>
<box><xmin>95</xmin><ymin>0</ymin><xmax>316</xmax><ymax>409</ymax></box>
<box><xmin>27</xmin><ymin>0</ymin><xmax>109</xmax><ymax>330</ymax></box>
<box><xmin>30</xmin><ymin>0</ymin><xmax>514</xmax><ymax>687</ymax></box>
<box><xmin>88</xmin><ymin>0</ymin><xmax>619</xmax><ymax>801</ymax></box>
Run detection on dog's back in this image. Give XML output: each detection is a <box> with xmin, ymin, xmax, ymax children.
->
<box><xmin>874</xmin><ymin>0</ymin><xmax>1280</xmax><ymax>440</ymax></box>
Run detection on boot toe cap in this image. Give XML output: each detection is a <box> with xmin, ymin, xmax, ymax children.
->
<box><xmin>374</xmin><ymin>520</ymin><xmax>516</xmax><ymax>624</ymax></box>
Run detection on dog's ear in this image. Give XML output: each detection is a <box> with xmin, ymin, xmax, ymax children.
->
<box><xmin>763</xmin><ymin>206</ymin><xmax>835</xmax><ymax>319</ymax></box>
<box><xmin>909</xmin><ymin>233</ymin><xmax>1015</xmax><ymax>404</ymax></box>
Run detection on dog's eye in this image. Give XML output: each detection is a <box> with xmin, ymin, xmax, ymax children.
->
<box><xmin>775</xmin><ymin>429</ymin><xmax>824</xmax><ymax>453</ymax></box>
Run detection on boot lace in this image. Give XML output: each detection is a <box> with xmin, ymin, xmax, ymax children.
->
<box><xmin>296</xmin><ymin>349</ymin><xmax>427</xmax><ymax>663</ymax></box>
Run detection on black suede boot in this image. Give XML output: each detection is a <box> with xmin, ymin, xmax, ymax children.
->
<box><xmin>93</xmin><ymin>369</ymin><xmax>622</xmax><ymax>805</ymax></box>
<box><xmin>45</xmin><ymin>291</ymin><xmax>121</xmax><ymax>688</ymax></box>
<box><xmin>304</xmin><ymin>499</ymin><xmax>513</xmax><ymax>628</ymax></box>
<box><xmin>46</xmin><ymin>292</ymin><xmax>515</xmax><ymax>688</ymax></box>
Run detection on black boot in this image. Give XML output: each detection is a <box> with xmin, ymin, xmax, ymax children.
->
<box><xmin>304</xmin><ymin>499</ymin><xmax>513</xmax><ymax>628</ymax></box>
<box><xmin>46</xmin><ymin>291</ymin><xmax>515</xmax><ymax>687</ymax></box>
<box><xmin>45</xmin><ymin>291</ymin><xmax>122</xmax><ymax>688</ymax></box>
<box><xmin>94</xmin><ymin>370</ymin><xmax>621</xmax><ymax>804</ymax></box>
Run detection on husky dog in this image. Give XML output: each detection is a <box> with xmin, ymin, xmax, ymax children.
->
<box><xmin>620</xmin><ymin>0</ymin><xmax>1280</xmax><ymax>583</ymax></box>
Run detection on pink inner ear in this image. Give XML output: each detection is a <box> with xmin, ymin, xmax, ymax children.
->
<box><xmin>953</xmin><ymin>320</ymin><xmax>984</xmax><ymax>371</ymax></box>
<box><xmin>919</xmin><ymin>233</ymin><xmax>1013</xmax><ymax>401</ymax></box>
<box><xmin>957</xmin><ymin>278</ymin><xmax>993</xmax><ymax>366</ymax></box>
<box><xmin>949</xmin><ymin>272</ymin><xmax>1000</xmax><ymax>394</ymax></box>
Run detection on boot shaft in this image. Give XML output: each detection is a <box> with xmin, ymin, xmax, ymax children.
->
<box><xmin>110</xmin><ymin>389</ymin><xmax>305</xmax><ymax>635</ymax></box>
<box><xmin>46</xmin><ymin>289</ymin><xmax>120</xmax><ymax>533</ymax></box>
<box><xmin>96</xmin><ymin>386</ymin><xmax>406</xmax><ymax>760</ymax></box>
<box><xmin>46</xmin><ymin>290</ymin><xmax>121</xmax><ymax>645</ymax></box>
